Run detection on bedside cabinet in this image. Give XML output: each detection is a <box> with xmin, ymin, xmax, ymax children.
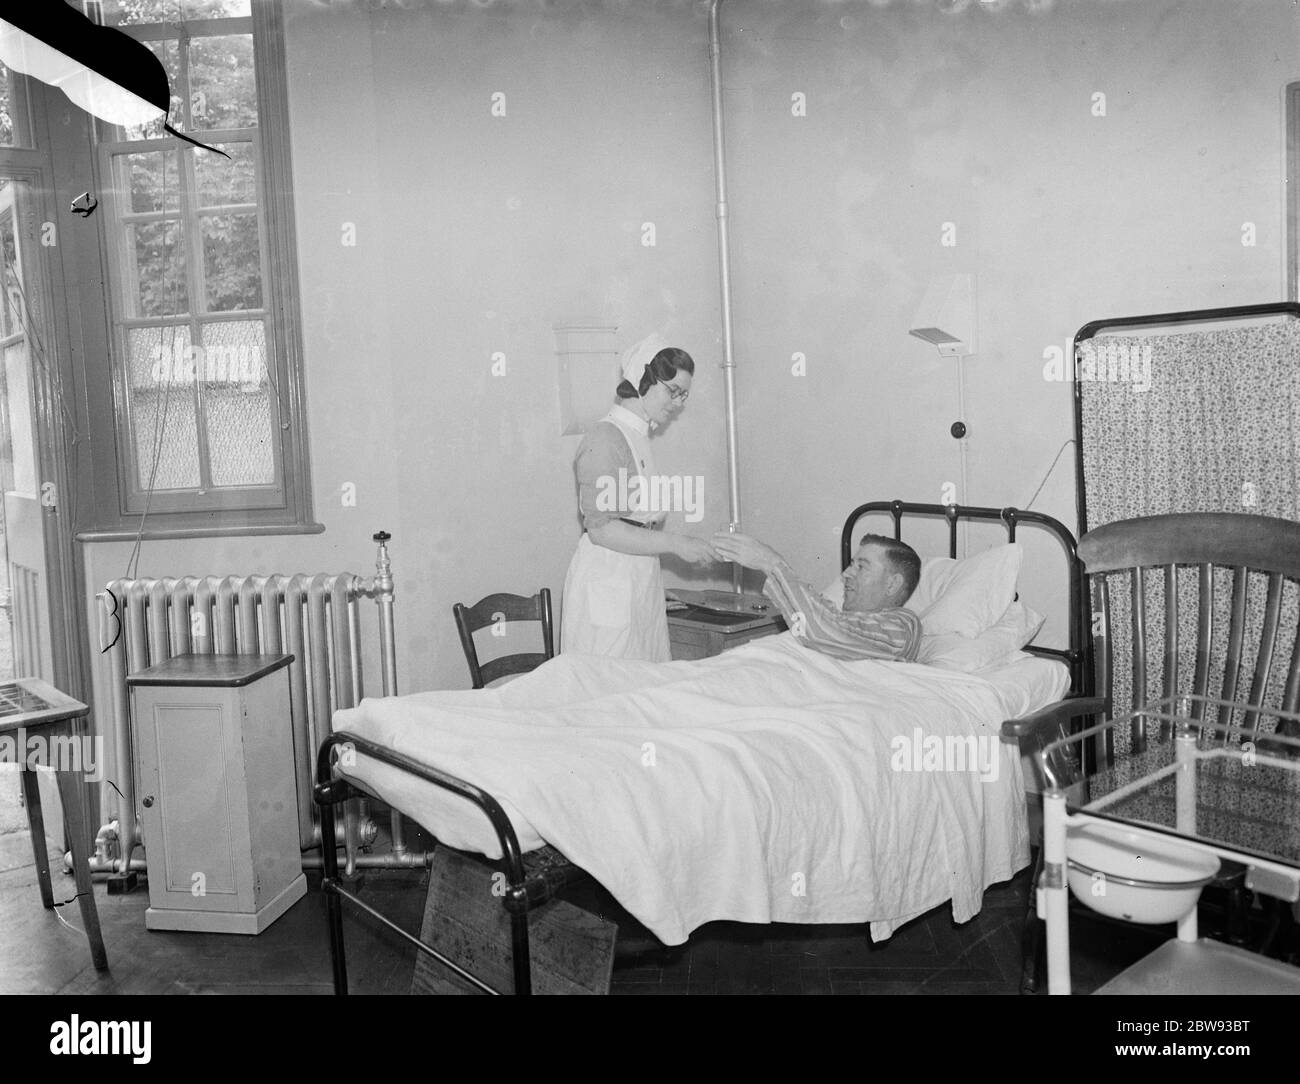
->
<box><xmin>127</xmin><ymin>653</ymin><xmax>305</xmax><ymax>934</ymax></box>
<box><xmin>666</xmin><ymin>608</ymin><xmax>786</xmax><ymax>660</ymax></box>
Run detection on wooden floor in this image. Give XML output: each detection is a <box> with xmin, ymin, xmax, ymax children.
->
<box><xmin>0</xmin><ymin>823</ymin><xmax>1176</xmax><ymax>996</ymax></box>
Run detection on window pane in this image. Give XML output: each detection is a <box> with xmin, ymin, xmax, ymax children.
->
<box><xmin>189</xmin><ymin>35</ymin><xmax>257</xmax><ymax>130</ymax></box>
<box><xmin>0</xmin><ymin>64</ymin><xmax>29</xmax><ymax>148</ymax></box>
<box><xmin>127</xmin><ymin>220</ymin><xmax>188</xmax><ymax>316</ymax></box>
<box><xmin>195</xmin><ymin>142</ymin><xmax>256</xmax><ymax>207</ymax></box>
<box><xmin>129</xmin><ymin>324</ymin><xmax>191</xmax><ymax>388</ymax></box>
<box><xmin>127</xmin><ymin>326</ymin><xmax>201</xmax><ymax>490</ymax></box>
<box><xmin>3</xmin><ymin>342</ymin><xmax>36</xmax><ymax>497</ymax></box>
<box><xmin>200</xmin><ymin>320</ymin><xmax>273</xmax><ymax>486</ymax></box>
<box><xmin>118</xmin><ymin>150</ymin><xmax>181</xmax><ymax>214</ymax></box>
<box><xmin>0</xmin><ymin>208</ymin><xmax>18</xmax><ymax>339</ymax></box>
<box><xmin>103</xmin><ymin>1</ymin><xmax>251</xmax><ymax>25</ymax></box>
<box><xmin>201</xmin><ymin>213</ymin><xmax>261</xmax><ymax>311</ymax></box>
<box><xmin>0</xmin><ymin>66</ymin><xmax>13</xmax><ymax>147</ymax></box>
<box><xmin>120</xmin><ymin>40</ymin><xmax>181</xmax><ymax>141</ymax></box>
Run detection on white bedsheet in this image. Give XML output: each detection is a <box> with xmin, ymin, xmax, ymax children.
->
<box><xmin>332</xmin><ymin>633</ymin><xmax>1069</xmax><ymax>944</ymax></box>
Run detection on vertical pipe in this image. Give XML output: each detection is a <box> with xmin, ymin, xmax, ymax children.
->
<box><xmin>122</xmin><ymin>581</ymin><xmax>150</xmax><ymax>860</ymax></box>
<box><xmin>955</xmin><ymin>358</ymin><xmax>969</xmax><ymax>557</ymax></box>
<box><xmin>370</xmin><ymin>532</ymin><xmax>405</xmax><ymax>855</ymax></box>
<box><xmin>285</xmin><ymin>575</ymin><xmax>315</xmax><ymax>849</ymax></box>
<box><xmin>708</xmin><ymin>0</ymin><xmax>743</xmax><ymax>592</ymax></box>
<box><xmin>1174</xmin><ymin>729</ymin><xmax>1198</xmax><ymax>943</ymax></box>
<box><xmin>99</xmin><ymin>584</ymin><xmax>133</xmax><ymax>870</ymax></box>
<box><xmin>1042</xmin><ymin>790</ymin><xmax>1071</xmax><ymax>995</ymax></box>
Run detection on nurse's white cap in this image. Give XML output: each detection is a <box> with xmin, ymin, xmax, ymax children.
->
<box><xmin>619</xmin><ymin>333</ymin><xmax>669</xmax><ymax>388</ymax></box>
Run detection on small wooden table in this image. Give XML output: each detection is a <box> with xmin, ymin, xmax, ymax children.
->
<box><xmin>0</xmin><ymin>677</ymin><xmax>107</xmax><ymax>970</ymax></box>
<box><xmin>666</xmin><ymin>606</ymin><xmax>786</xmax><ymax>660</ymax></box>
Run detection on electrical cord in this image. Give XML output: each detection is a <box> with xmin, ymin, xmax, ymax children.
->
<box><xmin>1024</xmin><ymin>437</ymin><xmax>1074</xmax><ymax>511</ymax></box>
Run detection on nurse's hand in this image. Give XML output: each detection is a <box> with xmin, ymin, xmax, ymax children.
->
<box><xmin>673</xmin><ymin>536</ymin><xmax>720</xmax><ymax>565</ymax></box>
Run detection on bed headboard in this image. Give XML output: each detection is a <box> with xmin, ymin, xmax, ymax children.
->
<box><xmin>840</xmin><ymin>500</ymin><xmax>1087</xmax><ymax>693</ymax></box>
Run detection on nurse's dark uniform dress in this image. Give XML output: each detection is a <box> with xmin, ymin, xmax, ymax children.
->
<box><xmin>560</xmin><ymin>403</ymin><xmax>671</xmax><ymax>661</ymax></box>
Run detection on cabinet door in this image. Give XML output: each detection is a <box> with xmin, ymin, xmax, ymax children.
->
<box><xmin>134</xmin><ymin>691</ymin><xmax>253</xmax><ymax>912</ymax></box>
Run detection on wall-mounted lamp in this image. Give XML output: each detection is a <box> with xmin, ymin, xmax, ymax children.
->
<box><xmin>909</xmin><ymin>273</ymin><xmax>978</xmax><ymax>555</ymax></box>
<box><xmin>909</xmin><ymin>273</ymin><xmax>977</xmax><ymax>358</ymax></box>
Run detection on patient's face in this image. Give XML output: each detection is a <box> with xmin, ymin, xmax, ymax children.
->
<box><xmin>842</xmin><ymin>543</ymin><xmax>901</xmax><ymax>613</ymax></box>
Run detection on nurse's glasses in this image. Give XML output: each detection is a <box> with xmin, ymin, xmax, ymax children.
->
<box><xmin>658</xmin><ymin>380</ymin><xmax>689</xmax><ymax>402</ymax></box>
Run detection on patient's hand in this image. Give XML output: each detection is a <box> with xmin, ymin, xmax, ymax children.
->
<box><xmin>711</xmin><ymin>533</ymin><xmax>784</xmax><ymax>575</ymax></box>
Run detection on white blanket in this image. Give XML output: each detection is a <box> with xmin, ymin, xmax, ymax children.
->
<box><xmin>333</xmin><ymin>633</ymin><xmax>1066</xmax><ymax>944</ymax></box>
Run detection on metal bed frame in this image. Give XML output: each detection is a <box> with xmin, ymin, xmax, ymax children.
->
<box><xmin>315</xmin><ymin>499</ymin><xmax>1089</xmax><ymax>995</ymax></box>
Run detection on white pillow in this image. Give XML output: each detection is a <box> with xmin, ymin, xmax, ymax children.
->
<box><xmin>919</xmin><ymin>601</ymin><xmax>1045</xmax><ymax>673</ymax></box>
<box><xmin>907</xmin><ymin>543</ymin><xmax>1023</xmax><ymax>637</ymax></box>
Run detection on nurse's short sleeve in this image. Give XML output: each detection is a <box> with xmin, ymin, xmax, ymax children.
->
<box><xmin>575</xmin><ymin>423</ymin><xmax>633</xmax><ymax>531</ymax></box>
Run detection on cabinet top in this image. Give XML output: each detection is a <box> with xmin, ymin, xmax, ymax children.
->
<box><xmin>127</xmin><ymin>653</ymin><xmax>294</xmax><ymax>688</ymax></box>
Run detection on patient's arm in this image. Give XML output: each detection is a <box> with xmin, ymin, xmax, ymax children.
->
<box><xmin>712</xmin><ymin>532</ymin><xmax>920</xmax><ymax>661</ymax></box>
<box><xmin>761</xmin><ymin>562</ymin><xmax>922</xmax><ymax>663</ymax></box>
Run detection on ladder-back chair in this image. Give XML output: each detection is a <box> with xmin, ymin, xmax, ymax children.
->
<box><xmin>1006</xmin><ymin>511</ymin><xmax>1300</xmax><ymax>990</ymax></box>
<box><xmin>453</xmin><ymin>589</ymin><xmax>555</xmax><ymax>689</ymax></box>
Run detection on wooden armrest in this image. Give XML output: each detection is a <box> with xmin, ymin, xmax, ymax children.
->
<box><xmin>1001</xmin><ymin>696</ymin><xmax>1109</xmax><ymax>744</ymax></box>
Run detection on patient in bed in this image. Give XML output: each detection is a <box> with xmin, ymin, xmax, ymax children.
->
<box><xmin>711</xmin><ymin>532</ymin><xmax>922</xmax><ymax>663</ymax></box>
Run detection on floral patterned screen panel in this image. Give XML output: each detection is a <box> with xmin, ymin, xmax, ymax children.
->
<box><xmin>1077</xmin><ymin>319</ymin><xmax>1300</xmax><ymax>744</ymax></box>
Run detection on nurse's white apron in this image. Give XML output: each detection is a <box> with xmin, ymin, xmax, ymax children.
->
<box><xmin>561</xmin><ymin>413</ymin><xmax>671</xmax><ymax>662</ymax></box>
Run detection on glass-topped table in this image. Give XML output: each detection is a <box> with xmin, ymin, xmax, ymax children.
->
<box><xmin>1035</xmin><ymin>695</ymin><xmax>1300</xmax><ymax>994</ymax></box>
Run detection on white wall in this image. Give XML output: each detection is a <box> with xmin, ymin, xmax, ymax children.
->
<box><xmin>79</xmin><ymin>0</ymin><xmax>1300</xmax><ymax>697</ymax></box>
<box><xmin>81</xmin><ymin>0</ymin><xmax>729</xmax><ymax>697</ymax></box>
<box><xmin>719</xmin><ymin>0</ymin><xmax>1299</xmax><ymax>643</ymax></box>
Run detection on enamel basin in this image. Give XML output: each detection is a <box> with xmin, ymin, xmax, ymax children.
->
<box><xmin>1066</xmin><ymin>822</ymin><xmax>1220</xmax><ymax>925</ymax></box>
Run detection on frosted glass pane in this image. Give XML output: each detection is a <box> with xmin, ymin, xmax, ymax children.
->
<box><xmin>201</xmin><ymin>321</ymin><xmax>274</xmax><ymax>487</ymax></box>
<box><xmin>127</xmin><ymin>327</ymin><xmax>200</xmax><ymax>491</ymax></box>
<box><xmin>132</xmin><ymin>390</ymin><xmax>200</xmax><ymax>491</ymax></box>
<box><xmin>127</xmin><ymin>325</ymin><xmax>192</xmax><ymax>388</ymax></box>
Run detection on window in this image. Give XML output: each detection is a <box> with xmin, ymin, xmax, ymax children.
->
<box><xmin>87</xmin><ymin>0</ymin><xmax>315</xmax><ymax>535</ymax></box>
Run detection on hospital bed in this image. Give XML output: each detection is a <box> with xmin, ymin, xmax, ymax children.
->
<box><xmin>315</xmin><ymin>499</ymin><xmax>1090</xmax><ymax>994</ymax></box>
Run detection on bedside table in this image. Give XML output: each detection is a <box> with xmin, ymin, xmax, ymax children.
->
<box><xmin>666</xmin><ymin>607</ymin><xmax>786</xmax><ymax>660</ymax></box>
<box><xmin>127</xmin><ymin>653</ymin><xmax>305</xmax><ymax>934</ymax></box>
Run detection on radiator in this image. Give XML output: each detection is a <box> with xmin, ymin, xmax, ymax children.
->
<box><xmin>91</xmin><ymin>532</ymin><xmax>413</xmax><ymax>872</ymax></box>
<box><xmin>8</xmin><ymin>562</ymin><xmax>46</xmax><ymax>681</ymax></box>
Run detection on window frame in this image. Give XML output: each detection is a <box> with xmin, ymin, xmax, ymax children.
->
<box><xmin>1288</xmin><ymin>80</ymin><xmax>1300</xmax><ymax>305</ymax></box>
<box><xmin>79</xmin><ymin>0</ymin><xmax>318</xmax><ymax>540</ymax></box>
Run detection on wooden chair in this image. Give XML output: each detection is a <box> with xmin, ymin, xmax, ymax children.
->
<box><xmin>1004</xmin><ymin>511</ymin><xmax>1300</xmax><ymax>991</ymax></box>
<box><xmin>449</xmin><ymin>586</ymin><xmax>681</xmax><ymax>973</ymax></box>
<box><xmin>453</xmin><ymin>589</ymin><xmax>555</xmax><ymax>689</ymax></box>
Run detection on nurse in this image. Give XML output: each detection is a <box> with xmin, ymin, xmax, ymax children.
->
<box><xmin>560</xmin><ymin>334</ymin><xmax>717</xmax><ymax>660</ymax></box>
